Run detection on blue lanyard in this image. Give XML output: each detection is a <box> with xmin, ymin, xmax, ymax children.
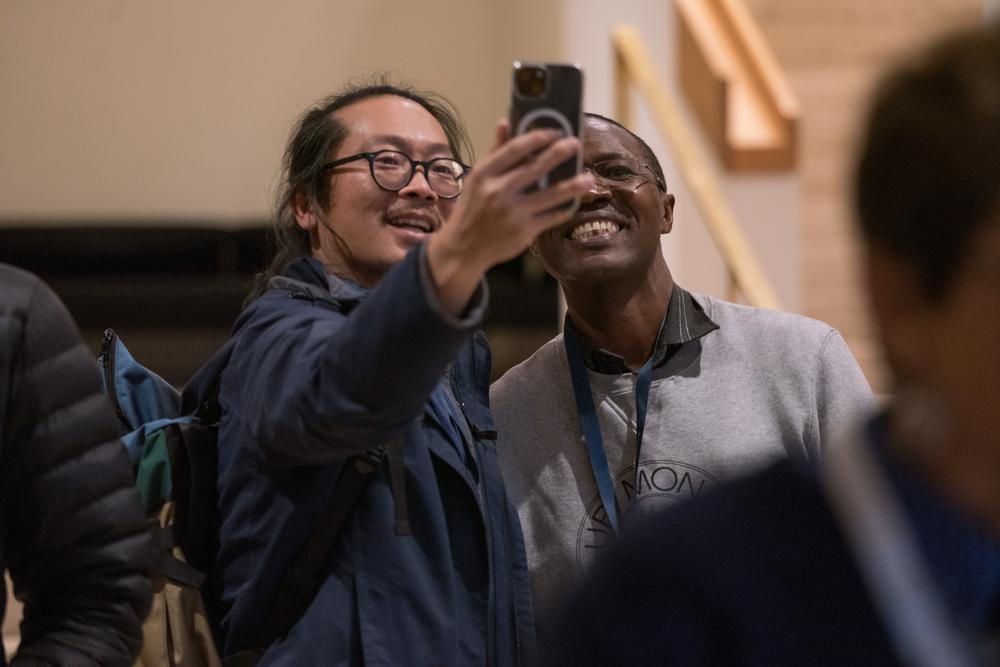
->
<box><xmin>564</xmin><ymin>325</ymin><xmax>654</xmax><ymax>536</ymax></box>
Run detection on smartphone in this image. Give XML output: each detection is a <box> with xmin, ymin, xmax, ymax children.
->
<box><xmin>509</xmin><ymin>62</ymin><xmax>584</xmax><ymax>211</ymax></box>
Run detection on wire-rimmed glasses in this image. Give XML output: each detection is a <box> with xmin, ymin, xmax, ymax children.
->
<box><xmin>587</xmin><ymin>159</ymin><xmax>665</xmax><ymax>192</ymax></box>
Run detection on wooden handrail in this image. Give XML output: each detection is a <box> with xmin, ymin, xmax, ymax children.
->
<box><xmin>675</xmin><ymin>0</ymin><xmax>798</xmax><ymax>171</ymax></box>
<box><xmin>612</xmin><ymin>24</ymin><xmax>782</xmax><ymax>310</ymax></box>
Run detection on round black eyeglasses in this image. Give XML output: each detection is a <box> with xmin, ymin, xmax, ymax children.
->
<box><xmin>320</xmin><ymin>150</ymin><xmax>470</xmax><ymax>199</ymax></box>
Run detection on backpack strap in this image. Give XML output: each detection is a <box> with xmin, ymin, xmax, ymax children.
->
<box><xmin>224</xmin><ymin>446</ymin><xmax>387</xmax><ymax>664</ymax></box>
<box><xmin>152</xmin><ymin>521</ymin><xmax>206</xmax><ymax>589</ymax></box>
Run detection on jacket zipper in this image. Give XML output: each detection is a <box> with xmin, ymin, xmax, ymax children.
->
<box><xmin>450</xmin><ymin>366</ymin><xmax>497</xmax><ymax>667</ymax></box>
<box><xmin>100</xmin><ymin>328</ymin><xmax>130</xmax><ymax>429</ymax></box>
<box><xmin>480</xmin><ymin>446</ymin><xmax>497</xmax><ymax>667</ymax></box>
<box><xmin>501</xmin><ymin>483</ymin><xmax>522</xmax><ymax>666</ymax></box>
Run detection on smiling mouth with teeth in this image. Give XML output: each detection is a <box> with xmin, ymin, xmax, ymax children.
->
<box><xmin>389</xmin><ymin>217</ymin><xmax>435</xmax><ymax>233</ymax></box>
<box><xmin>569</xmin><ymin>220</ymin><xmax>622</xmax><ymax>241</ymax></box>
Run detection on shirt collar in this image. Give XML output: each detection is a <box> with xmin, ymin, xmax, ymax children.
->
<box><xmin>565</xmin><ymin>284</ymin><xmax>719</xmax><ymax>374</ymax></box>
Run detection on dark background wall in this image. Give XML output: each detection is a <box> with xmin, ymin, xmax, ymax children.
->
<box><xmin>1</xmin><ymin>225</ymin><xmax>559</xmax><ymax>385</ymax></box>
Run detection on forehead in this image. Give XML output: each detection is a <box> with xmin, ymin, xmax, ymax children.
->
<box><xmin>333</xmin><ymin>95</ymin><xmax>450</xmax><ymax>153</ymax></box>
<box><xmin>582</xmin><ymin>116</ymin><xmax>644</xmax><ymax>163</ymax></box>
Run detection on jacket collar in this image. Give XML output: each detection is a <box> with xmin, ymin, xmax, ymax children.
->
<box><xmin>269</xmin><ymin>256</ymin><xmax>369</xmax><ymax>306</ymax></box>
<box><xmin>566</xmin><ymin>283</ymin><xmax>719</xmax><ymax>374</ymax></box>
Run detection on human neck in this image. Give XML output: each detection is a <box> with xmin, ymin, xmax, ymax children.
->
<box><xmin>313</xmin><ymin>249</ymin><xmax>384</xmax><ymax>289</ymax></box>
<box><xmin>889</xmin><ymin>400</ymin><xmax>1000</xmax><ymax>536</ymax></box>
<box><xmin>563</xmin><ymin>263</ymin><xmax>674</xmax><ymax>371</ymax></box>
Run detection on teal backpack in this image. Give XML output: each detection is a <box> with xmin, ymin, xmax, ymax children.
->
<box><xmin>99</xmin><ymin>328</ymin><xmax>227</xmax><ymax>666</ymax></box>
<box><xmin>99</xmin><ymin>329</ymin><xmax>382</xmax><ymax>665</ymax></box>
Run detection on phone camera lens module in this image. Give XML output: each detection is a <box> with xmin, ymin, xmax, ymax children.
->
<box><xmin>517</xmin><ymin>67</ymin><xmax>547</xmax><ymax>97</ymax></box>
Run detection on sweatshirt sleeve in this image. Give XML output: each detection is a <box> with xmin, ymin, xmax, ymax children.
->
<box><xmin>2</xmin><ymin>276</ymin><xmax>154</xmax><ymax>667</ymax></box>
<box><xmin>811</xmin><ymin>329</ymin><xmax>875</xmax><ymax>451</ymax></box>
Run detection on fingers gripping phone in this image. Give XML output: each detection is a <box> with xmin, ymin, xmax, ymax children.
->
<box><xmin>509</xmin><ymin>62</ymin><xmax>584</xmax><ymax>212</ymax></box>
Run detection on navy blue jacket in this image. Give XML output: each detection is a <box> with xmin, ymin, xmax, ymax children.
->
<box><xmin>548</xmin><ymin>459</ymin><xmax>900</xmax><ymax>665</ymax></box>
<box><xmin>189</xmin><ymin>250</ymin><xmax>536</xmax><ymax>665</ymax></box>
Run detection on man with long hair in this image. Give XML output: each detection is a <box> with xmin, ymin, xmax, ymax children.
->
<box><xmin>189</xmin><ymin>80</ymin><xmax>593</xmax><ymax>664</ymax></box>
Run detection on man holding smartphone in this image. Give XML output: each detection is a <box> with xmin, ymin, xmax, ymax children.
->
<box><xmin>195</xmin><ymin>80</ymin><xmax>593</xmax><ymax>664</ymax></box>
<box><xmin>490</xmin><ymin>112</ymin><xmax>873</xmax><ymax>637</ymax></box>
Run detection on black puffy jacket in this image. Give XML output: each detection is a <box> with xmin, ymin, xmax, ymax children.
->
<box><xmin>0</xmin><ymin>263</ymin><xmax>153</xmax><ymax>666</ymax></box>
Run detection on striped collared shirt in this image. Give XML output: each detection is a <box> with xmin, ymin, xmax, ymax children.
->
<box><xmin>565</xmin><ymin>284</ymin><xmax>719</xmax><ymax>374</ymax></box>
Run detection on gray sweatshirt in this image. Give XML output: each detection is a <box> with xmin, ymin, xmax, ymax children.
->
<box><xmin>491</xmin><ymin>293</ymin><xmax>874</xmax><ymax>634</ymax></box>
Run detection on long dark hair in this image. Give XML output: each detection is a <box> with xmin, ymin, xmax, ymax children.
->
<box><xmin>249</xmin><ymin>77</ymin><xmax>473</xmax><ymax>300</ymax></box>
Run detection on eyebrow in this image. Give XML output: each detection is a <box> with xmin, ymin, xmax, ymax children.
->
<box><xmin>362</xmin><ymin>135</ymin><xmax>452</xmax><ymax>156</ymax></box>
<box><xmin>585</xmin><ymin>150</ymin><xmax>634</xmax><ymax>164</ymax></box>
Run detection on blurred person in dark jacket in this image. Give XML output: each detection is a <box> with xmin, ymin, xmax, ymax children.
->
<box><xmin>188</xmin><ymin>80</ymin><xmax>594</xmax><ymax>664</ymax></box>
<box><xmin>549</xmin><ymin>21</ymin><xmax>1000</xmax><ymax>667</ymax></box>
<box><xmin>0</xmin><ymin>263</ymin><xmax>153</xmax><ymax>666</ymax></box>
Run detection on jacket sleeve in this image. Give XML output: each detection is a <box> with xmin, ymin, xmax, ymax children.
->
<box><xmin>1</xmin><ymin>275</ymin><xmax>154</xmax><ymax>666</ymax></box>
<box><xmin>811</xmin><ymin>330</ymin><xmax>875</xmax><ymax>450</ymax></box>
<box><xmin>228</xmin><ymin>247</ymin><xmax>488</xmax><ymax>466</ymax></box>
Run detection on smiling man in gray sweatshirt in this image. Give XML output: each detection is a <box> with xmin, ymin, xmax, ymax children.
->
<box><xmin>490</xmin><ymin>113</ymin><xmax>873</xmax><ymax>638</ymax></box>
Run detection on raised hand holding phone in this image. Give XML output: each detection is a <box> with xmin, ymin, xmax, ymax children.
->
<box><xmin>425</xmin><ymin>65</ymin><xmax>591</xmax><ymax>314</ymax></box>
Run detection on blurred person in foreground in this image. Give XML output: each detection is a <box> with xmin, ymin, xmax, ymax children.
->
<box><xmin>0</xmin><ymin>263</ymin><xmax>153</xmax><ymax>665</ymax></box>
<box><xmin>550</xmin><ymin>22</ymin><xmax>1000</xmax><ymax>666</ymax></box>
<box><xmin>186</xmin><ymin>80</ymin><xmax>594</xmax><ymax>664</ymax></box>
<box><xmin>490</xmin><ymin>111</ymin><xmax>872</xmax><ymax>638</ymax></box>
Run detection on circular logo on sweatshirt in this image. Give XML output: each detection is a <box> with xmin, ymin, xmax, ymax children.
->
<box><xmin>575</xmin><ymin>459</ymin><xmax>719</xmax><ymax>570</ymax></box>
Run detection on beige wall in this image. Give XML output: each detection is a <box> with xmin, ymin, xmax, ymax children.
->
<box><xmin>0</xmin><ymin>0</ymin><xmax>800</xmax><ymax>313</ymax></box>
<box><xmin>0</xmin><ymin>0</ymin><xmax>559</xmax><ymax>222</ymax></box>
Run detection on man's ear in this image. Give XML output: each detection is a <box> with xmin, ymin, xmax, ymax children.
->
<box><xmin>661</xmin><ymin>193</ymin><xmax>675</xmax><ymax>234</ymax></box>
<box><xmin>293</xmin><ymin>190</ymin><xmax>318</xmax><ymax>231</ymax></box>
<box><xmin>529</xmin><ymin>240</ymin><xmax>541</xmax><ymax>258</ymax></box>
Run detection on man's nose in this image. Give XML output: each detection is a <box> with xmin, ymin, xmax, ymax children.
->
<box><xmin>578</xmin><ymin>179</ymin><xmax>613</xmax><ymax>208</ymax></box>
<box><xmin>398</xmin><ymin>165</ymin><xmax>437</xmax><ymax>200</ymax></box>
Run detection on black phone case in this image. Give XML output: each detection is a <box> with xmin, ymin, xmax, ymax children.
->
<box><xmin>510</xmin><ymin>63</ymin><xmax>584</xmax><ymax>200</ymax></box>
